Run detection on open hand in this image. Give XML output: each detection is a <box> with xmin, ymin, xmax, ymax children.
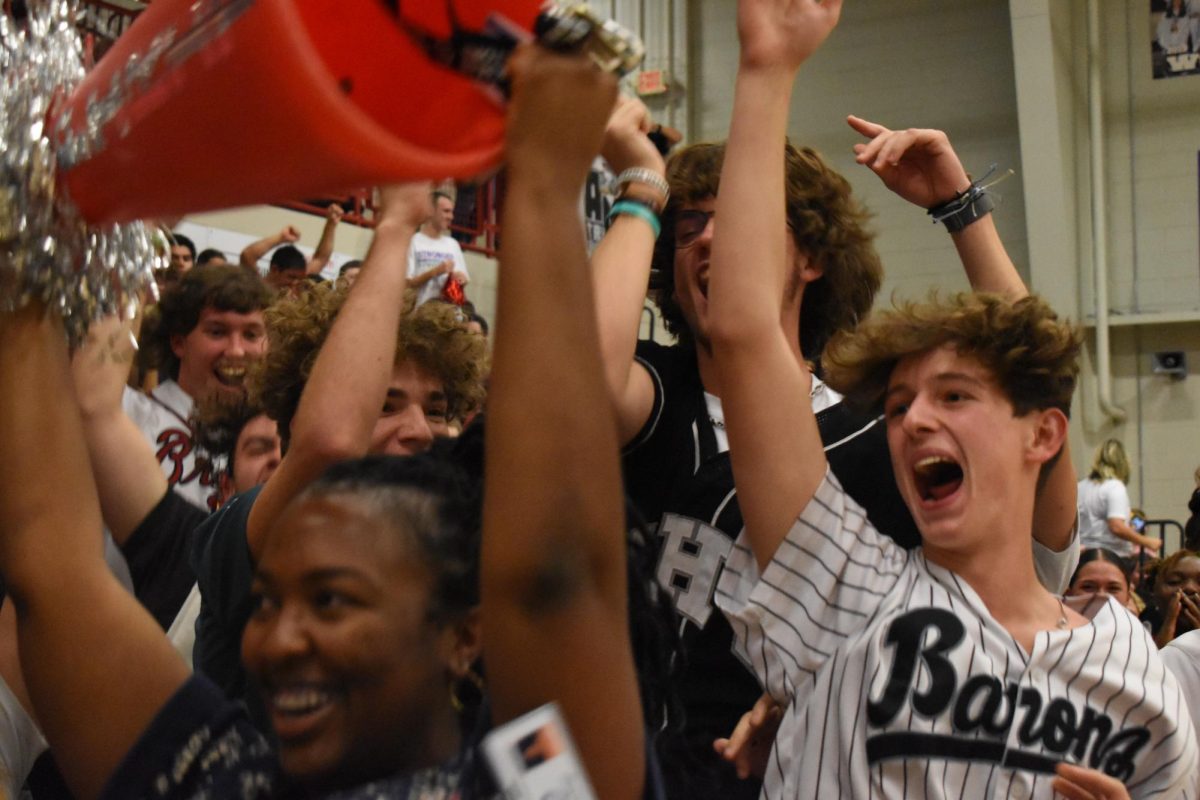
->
<box><xmin>70</xmin><ymin>315</ymin><xmax>140</xmax><ymax>417</ymax></box>
<box><xmin>713</xmin><ymin>692</ymin><xmax>782</xmax><ymax>780</ymax></box>
<box><xmin>848</xmin><ymin>115</ymin><xmax>971</xmax><ymax>209</ymax></box>
<box><xmin>1180</xmin><ymin>591</ymin><xmax>1200</xmax><ymax>632</ymax></box>
<box><xmin>737</xmin><ymin>0</ymin><xmax>843</xmax><ymax>74</ymax></box>
<box><xmin>1051</xmin><ymin>762</ymin><xmax>1131</xmax><ymax>800</ymax></box>
<box><xmin>1153</xmin><ymin>589</ymin><xmax>1200</xmax><ymax>647</ymax></box>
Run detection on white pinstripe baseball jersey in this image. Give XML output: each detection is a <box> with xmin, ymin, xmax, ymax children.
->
<box><xmin>1162</xmin><ymin>630</ymin><xmax>1200</xmax><ymax>740</ymax></box>
<box><xmin>716</xmin><ymin>471</ymin><xmax>1198</xmax><ymax>799</ymax></box>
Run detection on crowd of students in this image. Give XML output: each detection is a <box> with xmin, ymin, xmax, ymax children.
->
<box><xmin>0</xmin><ymin>1</ymin><xmax>1197</xmax><ymax>799</ymax></box>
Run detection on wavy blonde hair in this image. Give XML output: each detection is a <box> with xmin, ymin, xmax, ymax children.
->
<box><xmin>1087</xmin><ymin>439</ymin><xmax>1131</xmax><ymax>484</ymax></box>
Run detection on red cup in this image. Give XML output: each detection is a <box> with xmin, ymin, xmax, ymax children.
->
<box><xmin>54</xmin><ymin>0</ymin><xmax>541</xmax><ymax>224</ymax></box>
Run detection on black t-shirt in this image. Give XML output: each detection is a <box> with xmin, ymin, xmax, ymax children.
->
<box><xmin>191</xmin><ymin>486</ymin><xmax>262</xmax><ymax>711</ymax></box>
<box><xmin>120</xmin><ymin>488</ymin><xmax>208</xmax><ymax>631</ymax></box>
<box><xmin>1185</xmin><ymin>488</ymin><xmax>1200</xmax><ymax>550</ymax></box>
<box><xmin>623</xmin><ymin>341</ymin><xmax>919</xmax><ymax>799</ymax></box>
<box><xmin>100</xmin><ymin>675</ymin><xmax>476</xmax><ymax>799</ymax></box>
<box><xmin>100</xmin><ymin>675</ymin><xmax>277</xmax><ymax>799</ymax></box>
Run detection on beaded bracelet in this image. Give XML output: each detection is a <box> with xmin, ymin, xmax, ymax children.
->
<box><xmin>616</xmin><ymin>167</ymin><xmax>670</xmax><ymax>203</ymax></box>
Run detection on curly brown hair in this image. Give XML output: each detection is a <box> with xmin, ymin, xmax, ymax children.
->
<box><xmin>651</xmin><ymin>140</ymin><xmax>882</xmax><ymax>361</ymax></box>
<box><xmin>254</xmin><ymin>284</ymin><xmax>489</xmax><ymax>445</ymax></box>
<box><xmin>822</xmin><ymin>292</ymin><xmax>1081</xmax><ymax>416</ymax></box>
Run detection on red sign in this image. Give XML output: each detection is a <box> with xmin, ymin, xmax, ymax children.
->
<box><xmin>636</xmin><ymin>69</ymin><xmax>668</xmax><ymax>96</ymax></box>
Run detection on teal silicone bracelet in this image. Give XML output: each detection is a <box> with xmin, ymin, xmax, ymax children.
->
<box><xmin>607</xmin><ymin>200</ymin><xmax>662</xmax><ymax>238</ymax></box>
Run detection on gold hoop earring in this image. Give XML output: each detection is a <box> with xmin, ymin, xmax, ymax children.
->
<box><xmin>448</xmin><ymin>665</ymin><xmax>486</xmax><ymax>713</ymax></box>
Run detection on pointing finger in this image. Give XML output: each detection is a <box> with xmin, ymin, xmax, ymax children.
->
<box><xmin>847</xmin><ymin>114</ymin><xmax>889</xmax><ymax>138</ymax></box>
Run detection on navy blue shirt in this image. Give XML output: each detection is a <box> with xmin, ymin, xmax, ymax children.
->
<box><xmin>101</xmin><ymin>675</ymin><xmax>665</xmax><ymax>800</ymax></box>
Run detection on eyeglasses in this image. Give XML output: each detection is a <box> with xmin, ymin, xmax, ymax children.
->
<box><xmin>673</xmin><ymin>209</ymin><xmax>715</xmax><ymax>249</ymax></box>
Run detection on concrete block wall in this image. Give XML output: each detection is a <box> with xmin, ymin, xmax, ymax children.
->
<box><xmin>1079</xmin><ymin>0</ymin><xmax>1200</xmax><ymax>315</ymax></box>
<box><xmin>1079</xmin><ymin>322</ymin><xmax>1200</xmax><ymax>551</ymax></box>
<box><xmin>177</xmin><ymin>0</ymin><xmax>1200</xmax><ymax>530</ymax></box>
<box><xmin>1049</xmin><ymin>0</ymin><xmax>1200</xmax><ymax>529</ymax></box>
<box><xmin>692</xmin><ymin>0</ymin><xmax>1030</xmax><ymax>303</ymax></box>
<box><xmin>683</xmin><ymin>0</ymin><xmax>1200</xmax><ymax>529</ymax></box>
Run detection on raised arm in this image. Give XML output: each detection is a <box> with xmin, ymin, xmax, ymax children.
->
<box><xmin>481</xmin><ymin>45</ymin><xmax>643</xmax><ymax>800</ymax></box>
<box><xmin>707</xmin><ymin>0</ymin><xmax>843</xmax><ymax>570</ymax></box>
<box><xmin>847</xmin><ymin>116</ymin><xmax>1026</xmax><ymax>299</ymax></box>
<box><xmin>0</xmin><ymin>306</ymin><xmax>189</xmax><ymax>799</ymax></box>
<box><xmin>305</xmin><ymin>204</ymin><xmax>344</xmax><ymax>275</ymax></box>
<box><xmin>245</xmin><ymin>186</ymin><xmax>429</xmax><ymax>559</ymax></box>
<box><xmin>71</xmin><ymin>316</ymin><xmax>168</xmax><ymax>544</ymax></box>
<box><xmin>590</xmin><ymin>96</ymin><xmax>666</xmax><ymax>443</ymax></box>
<box><xmin>239</xmin><ymin>225</ymin><xmax>299</xmax><ymax>271</ymax></box>
<box><xmin>847</xmin><ymin>115</ymin><xmax>1079</xmax><ymax>553</ymax></box>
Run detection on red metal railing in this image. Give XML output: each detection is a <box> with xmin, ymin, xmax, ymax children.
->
<box><xmin>279</xmin><ymin>178</ymin><xmax>504</xmax><ymax>259</ymax></box>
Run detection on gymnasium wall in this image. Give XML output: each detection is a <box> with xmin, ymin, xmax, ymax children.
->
<box><xmin>185</xmin><ymin>0</ymin><xmax>1200</xmax><ymax>540</ymax></box>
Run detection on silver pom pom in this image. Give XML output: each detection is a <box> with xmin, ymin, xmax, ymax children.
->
<box><xmin>0</xmin><ymin>0</ymin><xmax>159</xmax><ymax>342</ymax></box>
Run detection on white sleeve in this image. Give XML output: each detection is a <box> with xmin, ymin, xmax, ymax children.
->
<box><xmin>120</xmin><ymin>385</ymin><xmax>161</xmax><ymax>442</ymax></box>
<box><xmin>0</xmin><ymin>677</ymin><xmax>46</xmax><ymax>798</ymax></box>
<box><xmin>715</xmin><ymin>470</ymin><xmax>909</xmax><ymax>705</ymax></box>
<box><xmin>1162</xmin><ymin>631</ymin><xmax>1200</xmax><ymax>741</ymax></box>
<box><xmin>122</xmin><ymin>384</ymin><xmax>148</xmax><ymax>422</ymax></box>
<box><xmin>1103</xmin><ymin>479</ymin><xmax>1132</xmax><ymax>522</ymax></box>
<box><xmin>1126</xmin><ymin>634</ymin><xmax>1200</xmax><ymax>800</ymax></box>
<box><xmin>405</xmin><ymin>237</ymin><xmax>418</xmax><ymax>279</ymax></box>
<box><xmin>1032</xmin><ymin>513</ymin><xmax>1080</xmax><ymax>595</ymax></box>
<box><xmin>452</xmin><ymin>241</ymin><xmax>469</xmax><ymax>279</ymax></box>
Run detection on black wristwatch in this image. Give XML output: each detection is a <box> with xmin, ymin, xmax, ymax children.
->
<box><xmin>928</xmin><ymin>184</ymin><xmax>995</xmax><ymax>233</ymax></box>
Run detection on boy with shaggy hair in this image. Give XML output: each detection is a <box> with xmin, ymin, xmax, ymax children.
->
<box><xmin>707</xmin><ymin>1</ymin><xmax>1196</xmax><ymax>797</ymax></box>
<box><xmin>718</xmin><ymin>294</ymin><xmax>1198</xmax><ymax>799</ymax></box>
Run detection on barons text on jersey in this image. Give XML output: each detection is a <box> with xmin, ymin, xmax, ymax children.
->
<box><xmin>716</xmin><ymin>472</ymin><xmax>1198</xmax><ymax>799</ymax></box>
<box><xmin>867</xmin><ymin>608</ymin><xmax>1149</xmax><ymax>782</ymax></box>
